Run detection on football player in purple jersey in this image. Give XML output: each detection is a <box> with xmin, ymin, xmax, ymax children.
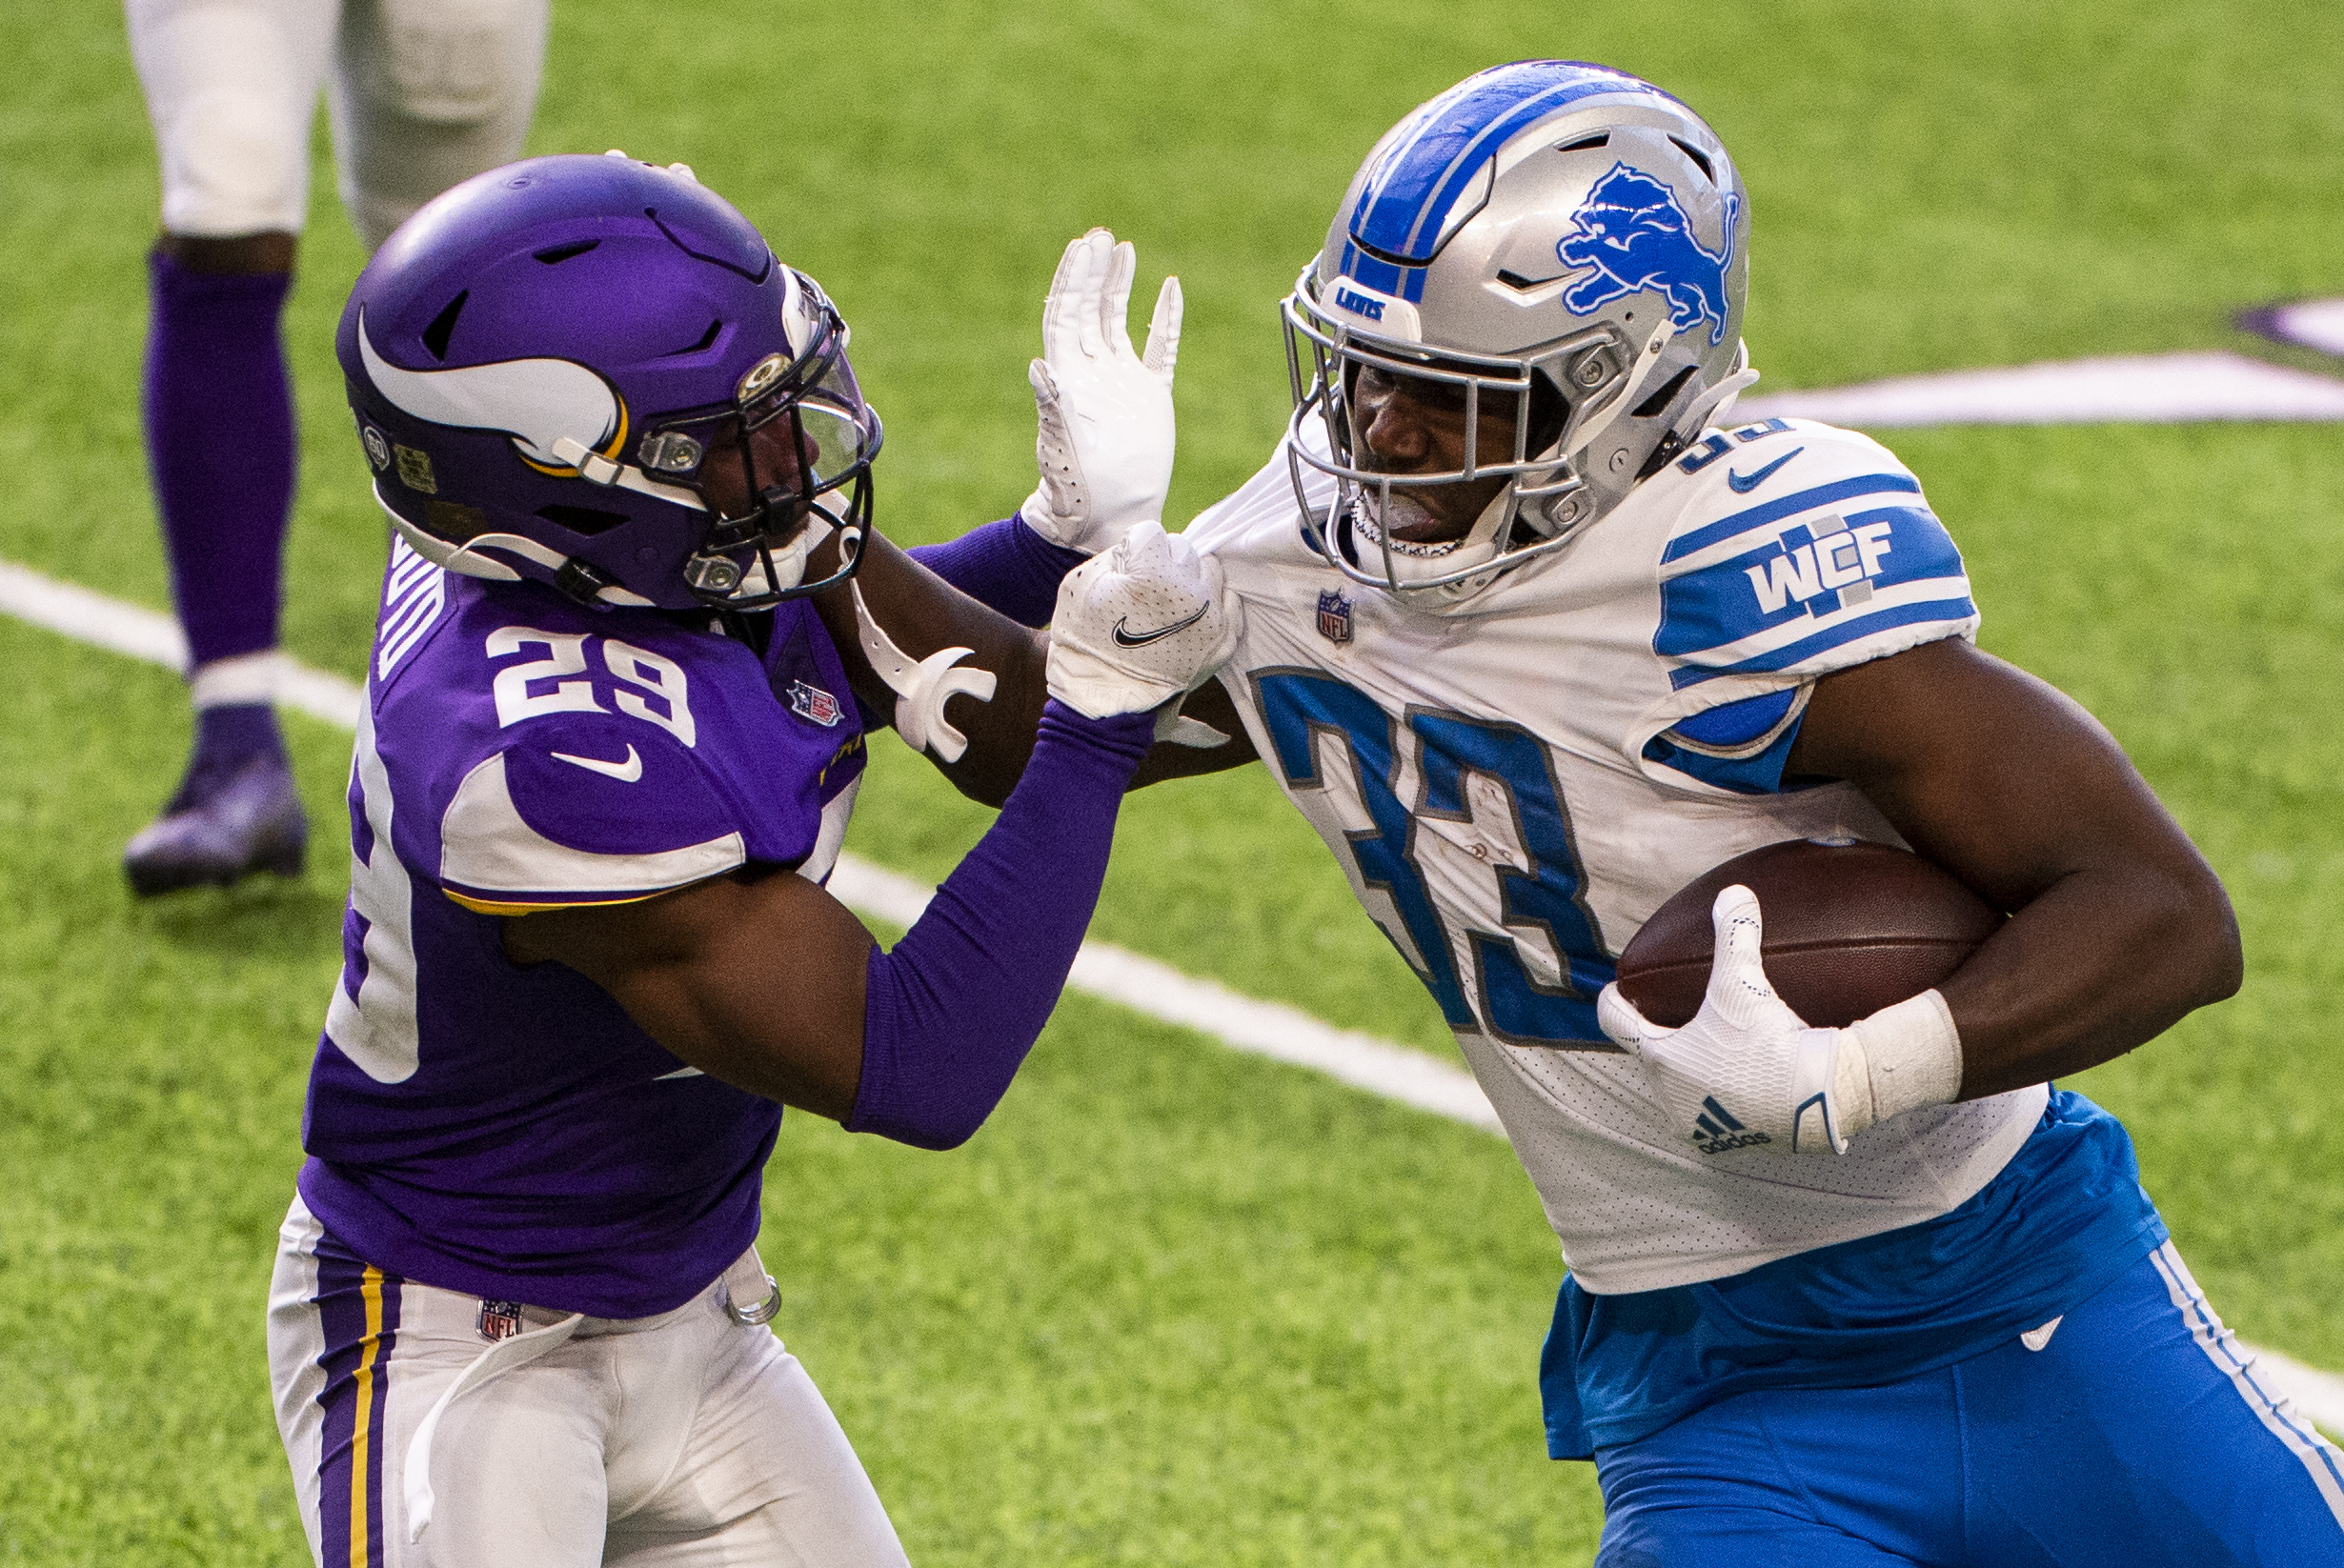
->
<box><xmin>267</xmin><ymin>152</ymin><xmax>1233</xmax><ymax>1565</ymax></box>
<box><xmin>122</xmin><ymin>0</ymin><xmax>549</xmax><ymax>895</ymax></box>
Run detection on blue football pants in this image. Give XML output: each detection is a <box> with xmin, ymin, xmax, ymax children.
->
<box><xmin>1592</xmin><ymin>1241</ymin><xmax>2344</xmax><ymax>1567</ymax></box>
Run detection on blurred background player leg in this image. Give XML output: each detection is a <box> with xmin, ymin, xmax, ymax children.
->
<box><xmin>119</xmin><ymin>0</ymin><xmax>546</xmax><ymax>896</ymax></box>
<box><xmin>328</xmin><ymin>0</ymin><xmax>550</xmax><ymax>253</ymax></box>
<box><xmin>123</xmin><ymin>0</ymin><xmax>331</xmax><ymax>895</ymax></box>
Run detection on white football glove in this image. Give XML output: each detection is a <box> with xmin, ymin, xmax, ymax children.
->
<box><xmin>1020</xmin><ymin>228</ymin><xmax>1182</xmax><ymax>556</ymax></box>
<box><xmin>1597</xmin><ymin>886</ymin><xmax>1965</xmax><ymax>1156</ymax></box>
<box><xmin>1047</xmin><ymin>521</ymin><xmax>1237</xmax><ymax>724</ymax></box>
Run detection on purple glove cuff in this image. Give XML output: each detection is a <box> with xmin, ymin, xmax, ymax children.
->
<box><xmin>846</xmin><ymin>697</ymin><xmax>1152</xmax><ymax>1148</ymax></box>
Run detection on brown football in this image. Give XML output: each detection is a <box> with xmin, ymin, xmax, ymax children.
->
<box><xmin>1614</xmin><ymin>837</ymin><xmax>2002</xmax><ymax>1029</ymax></box>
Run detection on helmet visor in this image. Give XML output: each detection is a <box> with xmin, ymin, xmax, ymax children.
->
<box><xmin>638</xmin><ymin>303</ymin><xmax>884</xmax><ymax>607</ymax></box>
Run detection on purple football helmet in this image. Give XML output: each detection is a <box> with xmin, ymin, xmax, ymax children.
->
<box><xmin>336</xmin><ymin>152</ymin><xmax>881</xmax><ymax>611</ymax></box>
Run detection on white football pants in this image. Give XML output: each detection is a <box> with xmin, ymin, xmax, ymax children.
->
<box><xmin>268</xmin><ymin>1197</ymin><xmax>911</xmax><ymax>1567</ymax></box>
<box><xmin>125</xmin><ymin>0</ymin><xmax>548</xmax><ymax>251</ymax></box>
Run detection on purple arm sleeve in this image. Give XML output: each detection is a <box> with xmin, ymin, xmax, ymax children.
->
<box><xmin>906</xmin><ymin>515</ymin><xmax>1087</xmax><ymax>629</ymax></box>
<box><xmin>845</xmin><ymin>698</ymin><xmax>1154</xmax><ymax>1149</ymax></box>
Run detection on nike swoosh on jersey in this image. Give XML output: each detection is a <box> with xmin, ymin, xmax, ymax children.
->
<box><xmin>1111</xmin><ymin>606</ymin><xmax>1210</xmax><ymax>647</ymax></box>
<box><xmin>1725</xmin><ymin>446</ymin><xmax>1805</xmax><ymax>493</ymax></box>
<box><xmin>550</xmin><ymin>743</ymin><xmax>643</xmax><ymax>782</ymax></box>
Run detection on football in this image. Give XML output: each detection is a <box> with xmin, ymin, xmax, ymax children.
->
<box><xmin>1613</xmin><ymin>836</ymin><xmax>2003</xmax><ymax>1029</ymax></box>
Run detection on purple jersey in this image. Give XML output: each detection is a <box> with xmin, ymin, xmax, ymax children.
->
<box><xmin>298</xmin><ymin>537</ymin><xmax>867</xmax><ymax>1317</ymax></box>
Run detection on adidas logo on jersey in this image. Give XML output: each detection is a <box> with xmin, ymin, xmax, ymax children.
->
<box><xmin>1691</xmin><ymin>1096</ymin><xmax>1771</xmax><ymax>1155</ymax></box>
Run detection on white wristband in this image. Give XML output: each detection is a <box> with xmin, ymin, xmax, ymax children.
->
<box><xmin>1849</xmin><ymin>989</ymin><xmax>1964</xmax><ymax>1125</ymax></box>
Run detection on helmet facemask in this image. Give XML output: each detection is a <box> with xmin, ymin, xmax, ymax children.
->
<box><xmin>1284</xmin><ymin>289</ymin><xmax>1653</xmax><ymax>600</ymax></box>
<box><xmin>637</xmin><ymin>291</ymin><xmax>882</xmax><ymax>610</ymax></box>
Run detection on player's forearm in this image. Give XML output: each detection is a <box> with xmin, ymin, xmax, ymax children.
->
<box><xmin>814</xmin><ymin>532</ymin><xmax>1053</xmax><ymax>807</ymax></box>
<box><xmin>1938</xmin><ymin>859</ymin><xmax>2240</xmax><ymax>1098</ymax></box>
<box><xmin>847</xmin><ymin>700</ymin><xmax>1156</xmax><ymax>1149</ymax></box>
<box><xmin>905</xmin><ymin>515</ymin><xmax>1086</xmax><ymax>629</ymax></box>
<box><xmin>1793</xmin><ymin>641</ymin><xmax>2242</xmax><ymax>1101</ymax></box>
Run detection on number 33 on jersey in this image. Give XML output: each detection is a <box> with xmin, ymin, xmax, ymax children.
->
<box><xmin>1185</xmin><ymin>415</ymin><xmax>2048</xmax><ymax>1295</ymax></box>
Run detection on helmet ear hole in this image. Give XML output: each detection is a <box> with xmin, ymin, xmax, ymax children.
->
<box><xmin>1632</xmin><ymin>364</ymin><xmax>1700</xmax><ymax>420</ymax></box>
<box><xmin>535</xmin><ymin>503</ymin><xmax>629</xmax><ymax>536</ymax></box>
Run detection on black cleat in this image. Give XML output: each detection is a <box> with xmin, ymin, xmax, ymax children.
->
<box><xmin>123</xmin><ymin>754</ymin><xmax>308</xmax><ymax>896</ymax></box>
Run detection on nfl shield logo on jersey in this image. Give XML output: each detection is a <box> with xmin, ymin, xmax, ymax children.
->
<box><xmin>787</xmin><ymin>680</ymin><xmax>842</xmax><ymax>727</ymax></box>
<box><xmin>1316</xmin><ymin>590</ymin><xmax>1354</xmax><ymax>644</ymax></box>
<box><xmin>477</xmin><ymin>1299</ymin><xmax>526</xmax><ymax>1342</ymax></box>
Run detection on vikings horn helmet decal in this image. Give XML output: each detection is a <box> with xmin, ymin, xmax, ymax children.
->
<box><xmin>338</xmin><ymin>152</ymin><xmax>881</xmax><ymax>612</ymax></box>
<box><xmin>1283</xmin><ymin>61</ymin><xmax>1755</xmax><ymax>604</ymax></box>
<box><xmin>354</xmin><ymin>317</ymin><xmax>626</xmax><ymax>471</ymax></box>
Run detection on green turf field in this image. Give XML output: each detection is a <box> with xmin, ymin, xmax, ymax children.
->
<box><xmin>4</xmin><ymin>0</ymin><xmax>2342</xmax><ymax>1559</ymax></box>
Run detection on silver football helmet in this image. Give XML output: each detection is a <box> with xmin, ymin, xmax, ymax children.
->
<box><xmin>1283</xmin><ymin>61</ymin><xmax>1757</xmax><ymax>603</ymax></box>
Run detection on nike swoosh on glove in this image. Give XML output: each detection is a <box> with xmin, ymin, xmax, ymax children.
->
<box><xmin>1020</xmin><ymin>227</ymin><xmax>1181</xmax><ymax>556</ymax></box>
<box><xmin>1047</xmin><ymin>521</ymin><xmax>1238</xmax><ymax>721</ymax></box>
<box><xmin>1596</xmin><ymin>885</ymin><xmax>1961</xmax><ymax>1156</ymax></box>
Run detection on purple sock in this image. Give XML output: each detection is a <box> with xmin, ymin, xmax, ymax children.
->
<box><xmin>144</xmin><ymin>251</ymin><xmax>296</xmax><ymax>670</ymax></box>
<box><xmin>907</xmin><ymin>515</ymin><xmax>1088</xmax><ymax>628</ymax></box>
<box><xmin>171</xmin><ymin>702</ymin><xmax>289</xmax><ymax>810</ymax></box>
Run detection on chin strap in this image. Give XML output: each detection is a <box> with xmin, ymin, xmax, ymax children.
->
<box><xmin>1673</xmin><ymin>342</ymin><xmax>1761</xmax><ymax>440</ymax></box>
<box><xmin>546</xmin><ymin>435</ymin><xmax>706</xmax><ymax>510</ymax></box>
<box><xmin>1563</xmin><ymin>318</ymin><xmax>1679</xmax><ymax>465</ymax></box>
<box><xmin>852</xmin><ymin>581</ymin><xmax>998</xmax><ymax>763</ymax></box>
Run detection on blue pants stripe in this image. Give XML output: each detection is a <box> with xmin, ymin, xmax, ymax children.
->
<box><xmin>2148</xmin><ymin>1240</ymin><xmax>2344</xmax><ymax>1525</ymax></box>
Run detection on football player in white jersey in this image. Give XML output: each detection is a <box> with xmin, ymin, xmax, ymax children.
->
<box><xmin>121</xmin><ymin>0</ymin><xmax>550</xmax><ymax>895</ymax></box>
<box><xmin>899</xmin><ymin>62</ymin><xmax>2344</xmax><ymax>1567</ymax></box>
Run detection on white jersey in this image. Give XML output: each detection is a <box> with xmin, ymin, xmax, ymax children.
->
<box><xmin>1186</xmin><ymin>415</ymin><xmax>2047</xmax><ymax>1295</ymax></box>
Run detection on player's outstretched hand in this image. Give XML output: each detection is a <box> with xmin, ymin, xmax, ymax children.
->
<box><xmin>1020</xmin><ymin>228</ymin><xmax>1182</xmax><ymax>556</ymax></box>
<box><xmin>1047</xmin><ymin>522</ymin><xmax>1236</xmax><ymax>721</ymax></box>
<box><xmin>1599</xmin><ymin>885</ymin><xmax>1869</xmax><ymax>1156</ymax></box>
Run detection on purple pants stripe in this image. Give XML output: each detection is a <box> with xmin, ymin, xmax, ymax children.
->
<box><xmin>312</xmin><ymin>1234</ymin><xmax>402</xmax><ymax>1567</ymax></box>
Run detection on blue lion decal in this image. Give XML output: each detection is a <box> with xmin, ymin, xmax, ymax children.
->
<box><xmin>1555</xmin><ymin>163</ymin><xmax>1739</xmax><ymax>346</ymax></box>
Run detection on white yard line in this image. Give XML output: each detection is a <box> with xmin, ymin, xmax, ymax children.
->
<box><xmin>1738</xmin><ymin>350</ymin><xmax>2344</xmax><ymax>428</ymax></box>
<box><xmin>5</xmin><ymin>556</ymin><xmax>2339</xmax><ymax>1437</ymax></box>
<box><xmin>2244</xmin><ymin>298</ymin><xmax>2344</xmax><ymax>359</ymax></box>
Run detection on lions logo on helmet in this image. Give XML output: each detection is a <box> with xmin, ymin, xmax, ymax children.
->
<box><xmin>337</xmin><ymin>152</ymin><xmax>881</xmax><ymax>613</ymax></box>
<box><xmin>1283</xmin><ymin>61</ymin><xmax>1756</xmax><ymax>605</ymax></box>
<box><xmin>1557</xmin><ymin>164</ymin><xmax>1740</xmax><ymax>347</ymax></box>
